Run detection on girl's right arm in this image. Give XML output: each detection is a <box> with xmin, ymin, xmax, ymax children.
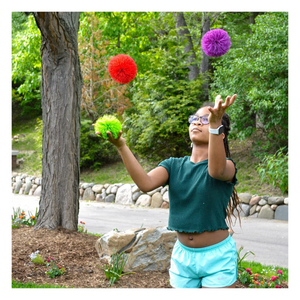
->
<box><xmin>97</xmin><ymin>130</ymin><xmax>169</xmax><ymax>193</ymax></box>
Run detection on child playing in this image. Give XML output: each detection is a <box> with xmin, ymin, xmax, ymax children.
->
<box><xmin>95</xmin><ymin>94</ymin><xmax>240</xmax><ymax>288</ymax></box>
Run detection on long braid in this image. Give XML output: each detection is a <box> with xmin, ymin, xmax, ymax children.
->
<box><xmin>198</xmin><ymin>102</ymin><xmax>242</xmax><ymax>230</ymax></box>
<box><xmin>222</xmin><ymin>112</ymin><xmax>241</xmax><ymax>231</ymax></box>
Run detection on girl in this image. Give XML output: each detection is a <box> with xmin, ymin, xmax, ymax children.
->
<box><xmin>95</xmin><ymin>94</ymin><xmax>240</xmax><ymax>288</ymax></box>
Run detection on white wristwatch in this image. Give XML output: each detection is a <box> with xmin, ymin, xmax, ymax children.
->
<box><xmin>209</xmin><ymin>125</ymin><xmax>224</xmax><ymax>135</ymax></box>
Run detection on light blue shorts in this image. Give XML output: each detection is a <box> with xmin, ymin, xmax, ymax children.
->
<box><xmin>169</xmin><ymin>235</ymin><xmax>237</xmax><ymax>288</ymax></box>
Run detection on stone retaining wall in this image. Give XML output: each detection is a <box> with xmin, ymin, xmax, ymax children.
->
<box><xmin>11</xmin><ymin>173</ymin><xmax>288</xmax><ymax>221</ymax></box>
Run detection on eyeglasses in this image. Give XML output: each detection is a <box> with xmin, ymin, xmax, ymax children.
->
<box><xmin>188</xmin><ymin>114</ymin><xmax>209</xmax><ymax>125</ymax></box>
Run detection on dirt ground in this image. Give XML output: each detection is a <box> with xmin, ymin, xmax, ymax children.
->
<box><xmin>12</xmin><ymin>226</ymin><xmax>287</xmax><ymax>288</ymax></box>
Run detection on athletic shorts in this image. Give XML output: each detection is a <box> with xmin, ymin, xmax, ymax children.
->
<box><xmin>169</xmin><ymin>235</ymin><xmax>237</xmax><ymax>288</ymax></box>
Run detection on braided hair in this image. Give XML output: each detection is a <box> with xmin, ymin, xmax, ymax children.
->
<box><xmin>198</xmin><ymin>102</ymin><xmax>241</xmax><ymax>230</ymax></box>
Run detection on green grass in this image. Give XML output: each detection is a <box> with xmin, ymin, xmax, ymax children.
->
<box><xmin>240</xmin><ymin>261</ymin><xmax>288</xmax><ymax>282</ymax></box>
<box><xmin>12</xmin><ymin>280</ymin><xmax>67</xmax><ymax>288</ymax></box>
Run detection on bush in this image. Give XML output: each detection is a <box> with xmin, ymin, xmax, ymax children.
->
<box><xmin>80</xmin><ymin>119</ymin><xmax>120</xmax><ymax>169</ymax></box>
<box><xmin>257</xmin><ymin>147</ymin><xmax>288</xmax><ymax>194</ymax></box>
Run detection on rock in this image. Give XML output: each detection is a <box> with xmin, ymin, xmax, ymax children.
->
<box><xmin>249</xmin><ymin>196</ymin><xmax>261</xmax><ymax>206</ymax></box>
<box><xmin>34</xmin><ymin>178</ymin><xmax>41</xmax><ymax>185</ymax></box>
<box><xmin>268</xmin><ymin>197</ymin><xmax>284</xmax><ymax>205</ymax></box>
<box><xmin>104</xmin><ymin>183</ymin><xmax>110</xmax><ymax>189</ymax></box>
<box><xmin>258</xmin><ymin>204</ymin><xmax>274</xmax><ymax>219</ymax></box>
<box><xmin>147</xmin><ymin>187</ymin><xmax>162</xmax><ymax>196</ymax></box>
<box><xmin>82</xmin><ymin>187</ymin><xmax>95</xmax><ymax>201</ymax></box>
<box><xmin>79</xmin><ymin>188</ymin><xmax>84</xmax><ymax>197</ymax></box>
<box><xmin>250</xmin><ymin>205</ymin><xmax>257</xmax><ymax>215</ymax></box>
<box><xmin>33</xmin><ymin>186</ymin><xmax>41</xmax><ymax>196</ymax></box>
<box><xmin>14</xmin><ymin>176</ymin><xmax>22</xmax><ymax>193</ymax></box>
<box><xmin>258</xmin><ymin>199</ymin><xmax>267</xmax><ymax>206</ymax></box>
<box><xmin>132</xmin><ymin>191</ymin><xmax>142</xmax><ymax>201</ymax></box>
<box><xmin>131</xmin><ymin>184</ymin><xmax>140</xmax><ymax>194</ymax></box>
<box><xmin>162</xmin><ymin>191</ymin><xmax>169</xmax><ymax>202</ymax></box>
<box><xmin>110</xmin><ymin>185</ymin><xmax>118</xmax><ymax>194</ymax></box>
<box><xmin>24</xmin><ymin>177</ymin><xmax>32</xmax><ymax>195</ymax></box>
<box><xmin>256</xmin><ymin>205</ymin><xmax>262</xmax><ymax>212</ymax></box>
<box><xmin>92</xmin><ymin>184</ymin><xmax>104</xmax><ymax>194</ymax></box>
<box><xmin>274</xmin><ymin>205</ymin><xmax>288</xmax><ymax>221</ymax></box>
<box><xmin>249</xmin><ymin>212</ymin><xmax>258</xmax><ymax>218</ymax></box>
<box><xmin>136</xmin><ymin>194</ymin><xmax>152</xmax><ymax>207</ymax></box>
<box><xmin>31</xmin><ymin>184</ymin><xmax>38</xmax><ymax>193</ymax></box>
<box><xmin>238</xmin><ymin>193</ymin><xmax>252</xmax><ymax>204</ymax></box>
<box><xmin>284</xmin><ymin>198</ymin><xmax>288</xmax><ymax>205</ymax></box>
<box><xmin>81</xmin><ymin>182</ymin><xmax>95</xmax><ymax>189</ymax></box>
<box><xmin>161</xmin><ymin>201</ymin><xmax>169</xmax><ymax>209</ymax></box>
<box><xmin>161</xmin><ymin>186</ymin><xmax>168</xmax><ymax>195</ymax></box>
<box><xmin>125</xmin><ymin>227</ymin><xmax>177</xmax><ymax>272</ymax></box>
<box><xmin>105</xmin><ymin>194</ymin><xmax>115</xmax><ymax>203</ymax></box>
<box><xmin>234</xmin><ymin>204</ymin><xmax>250</xmax><ymax>217</ymax></box>
<box><xmin>95</xmin><ymin>227</ymin><xmax>177</xmax><ymax>273</ymax></box>
<box><xmin>95</xmin><ymin>229</ymin><xmax>136</xmax><ymax>258</ymax></box>
<box><xmin>151</xmin><ymin>192</ymin><xmax>163</xmax><ymax>208</ymax></box>
<box><xmin>95</xmin><ymin>194</ymin><xmax>104</xmax><ymax>202</ymax></box>
<box><xmin>271</xmin><ymin>204</ymin><xmax>278</xmax><ymax>211</ymax></box>
<box><xmin>115</xmin><ymin>184</ymin><xmax>133</xmax><ymax>205</ymax></box>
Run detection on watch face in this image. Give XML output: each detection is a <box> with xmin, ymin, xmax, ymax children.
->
<box><xmin>219</xmin><ymin>126</ymin><xmax>225</xmax><ymax>134</ymax></box>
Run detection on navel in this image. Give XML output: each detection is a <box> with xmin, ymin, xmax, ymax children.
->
<box><xmin>188</xmin><ymin>236</ymin><xmax>193</xmax><ymax>241</ymax></box>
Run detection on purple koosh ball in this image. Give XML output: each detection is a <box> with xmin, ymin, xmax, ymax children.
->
<box><xmin>201</xmin><ymin>29</ymin><xmax>231</xmax><ymax>57</ymax></box>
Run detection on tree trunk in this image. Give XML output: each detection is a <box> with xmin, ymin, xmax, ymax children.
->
<box><xmin>33</xmin><ymin>12</ymin><xmax>83</xmax><ymax>230</ymax></box>
<box><xmin>175</xmin><ymin>12</ymin><xmax>199</xmax><ymax>81</ymax></box>
<box><xmin>200</xmin><ymin>13</ymin><xmax>211</xmax><ymax>102</ymax></box>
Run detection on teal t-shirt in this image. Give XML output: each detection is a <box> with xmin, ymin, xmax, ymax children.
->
<box><xmin>158</xmin><ymin>156</ymin><xmax>237</xmax><ymax>233</ymax></box>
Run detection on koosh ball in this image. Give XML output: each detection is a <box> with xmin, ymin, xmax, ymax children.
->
<box><xmin>94</xmin><ymin>115</ymin><xmax>122</xmax><ymax>140</ymax></box>
<box><xmin>108</xmin><ymin>54</ymin><xmax>137</xmax><ymax>84</ymax></box>
<box><xmin>201</xmin><ymin>29</ymin><xmax>231</xmax><ymax>57</ymax></box>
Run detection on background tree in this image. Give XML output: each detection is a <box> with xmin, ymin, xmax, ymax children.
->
<box><xmin>211</xmin><ymin>12</ymin><xmax>288</xmax><ymax>150</ymax></box>
<box><xmin>33</xmin><ymin>12</ymin><xmax>83</xmax><ymax>231</ymax></box>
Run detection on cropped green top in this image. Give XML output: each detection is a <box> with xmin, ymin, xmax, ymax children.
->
<box><xmin>158</xmin><ymin>156</ymin><xmax>237</xmax><ymax>233</ymax></box>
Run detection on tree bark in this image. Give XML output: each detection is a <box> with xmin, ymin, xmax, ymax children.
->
<box><xmin>200</xmin><ymin>13</ymin><xmax>211</xmax><ymax>102</ymax></box>
<box><xmin>33</xmin><ymin>12</ymin><xmax>83</xmax><ymax>230</ymax></box>
<box><xmin>175</xmin><ymin>12</ymin><xmax>199</xmax><ymax>81</ymax></box>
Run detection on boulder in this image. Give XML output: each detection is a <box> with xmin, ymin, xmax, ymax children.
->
<box><xmin>33</xmin><ymin>186</ymin><xmax>41</xmax><ymax>196</ymax></box>
<box><xmin>92</xmin><ymin>184</ymin><xmax>104</xmax><ymax>194</ymax></box>
<box><xmin>14</xmin><ymin>176</ymin><xmax>22</xmax><ymax>193</ymax></box>
<box><xmin>24</xmin><ymin>177</ymin><xmax>32</xmax><ymax>195</ymax></box>
<box><xmin>105</xmin><ymin>194</ymin><xmax>115</xmax><ymax>203</ymax></box>
<box><xmin>151</xmin><ymin>192</ymin><xmax>163</xmax><ymax>208</ymax></box>
<box><xmin>95</xmin><ymin>227</ymin><xmax>177</xmax><ymax>272</ymax></box>
<box><xmin>275</xmin><ymin>205</ymin><xmax>288</xmax><ymax>221</ymax></box>
<box><xmin>161</xmin><ymin>201</ymin><xmax>169</xmax><ymax>209</ymax></box>
<box><xmin>132</xmin><ymin>191</ymin><xmax>142</xmax><ymax>201</ymax></box>
<box><xmin>258</xmin><ymin>199</ymin><xmax>267</xmax><ymax>206</ymax></box>
<box><xmin>115</xmin><ymin>184</ymin><xmax>133</xmax><ymax>205</ymax></box>
<box><xmin>238</xmin><ymin>193</ymin><xmax>252</xmax><ymax>204</ymax></box>
<box><xmin>147</xmin><ymin>187</ymin><xmax>162</xmax><ymax>196</ymax></box>
<box><xmin>268</xmin><ymin>197</ymin><xmax>284</xmax><ymax>205</ymax></box>
<box><xmin>258</xmin><ymin>204</ymin><xmax>274</xmax><ymax>219</ymax></box>
<box><xmin>136</xmin><ymin>194</ymin><xmax>151</xmax><ymax>207</ymax></box>
<box><xmin>249</xmin><ymin>196</ymin><xmax>261</xmax><ymax>206</ymax></box>
<box><xmin>82</xmin><ymin>187</ymin><xmax>95</xmax><ymax>201</ymax></box>
<box><xmin>234</xmin><ymin>204</ymin><xmax>250</xmax><ymax>217</ymax></box>
<box><xmin>162</xmin><ymin>191</ymin><xmax>169</xmax><ymax>202</ymax></box>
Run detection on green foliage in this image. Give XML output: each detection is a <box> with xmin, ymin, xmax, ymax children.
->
<box><xmin>237</xmin><ymin>246</ymin><xmax>255</xmax><ymax>273</ymax></box>
<box><xmin>12</xmin><ymin>280</ymin><xmax>66</xmax><ymax>288</ymax></box>
<box><xmin>211</xmin><ymin>12</ymin><xmax>288</xmax><ymax>150</ymax></box>
<box><xmin>124</xmin><ymin>31</ymin><xmax>203</xmax><ymax>160</ymax></box>
<box><xmin>99</xmin><ymin>252</ymin><xmax>134</xmax><ymax>287</ymax></box>
<box><xmin>12</xmin><ymin>14</ymin><xmax>42</xmax><ymax>117</ymax></box>
<box><xmin>94</xmin><ymin>115</ymin><xmax>122</xmax><ymax>139</ymax></box>
<box><xmin>80</xmin><ymin>119</ymin><xmax>119</xmax><ymax>169</ymax></box>
<box><xmin>257</xmin><ymin>147</ymin><xmax>288</xmax><ymax>194</ymax></box>
<box><xmin>45</xmin><ymin>257</ymin><xmax>66</xmax><ymax>279</ymax></box>
<box><xmin>12</xmin><ymin>207</ymin><xmax>38</xmax><ymax>228</ymax></box>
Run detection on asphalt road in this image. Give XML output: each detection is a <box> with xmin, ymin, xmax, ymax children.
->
<box><xmin>11</xmin><ymin>194</ymin><xmax>288</xmax><ymax>268</ymax></box>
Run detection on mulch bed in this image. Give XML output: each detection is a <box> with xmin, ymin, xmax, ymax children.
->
<box><xmin>12</xmin><ymin>226</ymin><xmax>287</xmax><ymax>288</ymax></box>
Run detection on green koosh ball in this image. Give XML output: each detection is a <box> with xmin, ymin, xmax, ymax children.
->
<box><xmin>94</xmin><ymin>115</ymin><xmax>122</xmax><ymax>140</ymax></box>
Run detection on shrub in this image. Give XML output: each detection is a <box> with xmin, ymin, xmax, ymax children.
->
<box><xmin>257</xmin><ymin>147</ymin><xmax>288</xmax><ymax>194</ymax></box>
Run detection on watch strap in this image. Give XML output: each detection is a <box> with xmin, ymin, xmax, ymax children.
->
<box><xmin>209</xmin><ymin>125</ymin><xmax>224</xmax><ymax>135</ymax></box>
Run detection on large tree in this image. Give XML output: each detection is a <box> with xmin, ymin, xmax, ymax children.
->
<box><xmin>33</xmin><ymin>12</ymin><xmax>83</xmax><ymax>230</ymax></box>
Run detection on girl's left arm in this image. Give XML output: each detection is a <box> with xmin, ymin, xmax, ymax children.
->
<box><xmin>207</xmin><ymin>94</ymin><xmax>237</xmax><ymax>182</ymax></box>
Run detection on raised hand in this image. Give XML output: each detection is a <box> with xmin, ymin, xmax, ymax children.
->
<box><xmin>207</xmin><ymin>94</ymin><xmax>236</xmax><ymax>126</ymax></box>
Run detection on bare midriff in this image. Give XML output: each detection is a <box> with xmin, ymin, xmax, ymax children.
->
<box><xmin>176</xmin><ymin>229</ymin><xmax>229</xmax><ymax>248</ymax></box>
